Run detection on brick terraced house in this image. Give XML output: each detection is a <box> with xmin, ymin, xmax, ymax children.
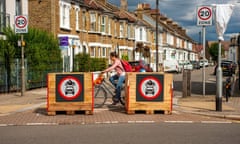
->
<box><xmin>28</xmin><ymin>0</ymin><xmax>198</xmax><ymax>72</ymax></box>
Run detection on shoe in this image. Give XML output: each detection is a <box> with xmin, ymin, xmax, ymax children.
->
<box><xmin>111</xmin><ymin>100</ymin><xmax>119</xmax><ymax>105</ymax></box>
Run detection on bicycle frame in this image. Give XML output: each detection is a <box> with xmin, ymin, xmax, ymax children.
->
<box><xmin>94</xmin><ymin>76</ymin><xmax>125</xmax><ymax>108</ymax></box>
<box><xmin>97</xmin><ymin>78</ymin><xmax>115</xmax><ymax>98</ymax></box>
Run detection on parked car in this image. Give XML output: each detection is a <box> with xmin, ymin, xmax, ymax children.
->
<box><xmin>199</xmin><ymin>59</ymin><xmax>209</xmax><ymax>67</ymax></box>
<box><xmin>190</xmin><ymin>60</ymin><xmax>200</xmax><ymax>69</ymax></box>
<box><xmin>214</xmin><ymin>60</ymin><xmax>237</xmax><ymax>76</ymax></box>
<box><xmin>179</xmin><ymin>61</ymin><xmax>193</xmax><ymax>70</ymax></box>
<box><xmin>128</xmin><ymin>60</ymin><xmax>153</xmax><ymax>72</ymax></box>
<box><xmin>163</xmin><ymin>60</ymin><xmax>182</xmax><ymax>73</ymax></box>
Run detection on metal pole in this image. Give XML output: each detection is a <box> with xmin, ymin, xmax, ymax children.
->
<box><xmin>21</xmin><ymin>34</ymin><xmax>25</xmax><ymax>96</ymax></box>
<box><xmin>216</xmin><ymin>40</ymin><xmax>222</xmax><ymax>111</ymax></box>
<box><xmin>72</xmin><ymin>45</ymin><xmax>74</xmax><ymax>72</ymax></box>
<box><xmin>155</xmin><ymin>0</ymin><xmax>159</xmax><ymax>72</ymax></box>
<box><xmin>202</xmin><ymin>26</ymin><xmax>206</xmax><ymax>96</ymax></box>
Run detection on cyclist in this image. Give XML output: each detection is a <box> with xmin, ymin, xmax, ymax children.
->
<box><xmin>101</xmin><ymin>51</ymin><xmax>125</xmax><ymax>105</ymax></box>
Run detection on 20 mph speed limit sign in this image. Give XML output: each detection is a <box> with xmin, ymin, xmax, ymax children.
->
<box><xmin>15</xmin><ymin>15</ymin><xmax>28</xmax><ymax>33</ymax></box>
<box><xmin>197</xmin><ymin>6</ymin><xmax>212</xmax><ymax>26</ymax></box>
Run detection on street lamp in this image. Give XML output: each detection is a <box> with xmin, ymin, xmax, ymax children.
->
<box><xmin>155</xmin><ymin>0</ymin><xmax>159</xmax><ymax>72</ymax></box>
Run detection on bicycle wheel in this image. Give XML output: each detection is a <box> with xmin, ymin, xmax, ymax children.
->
<box><xmin>94</xmin><ymin>85</ymin><xmax>107</xmax><ymax>108</ymax></box>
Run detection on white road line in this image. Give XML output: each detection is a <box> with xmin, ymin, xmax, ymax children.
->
<box><xmin>165</xmin><ymin>121</ymin><xmax>194</xmax><ymax>123</ymax></box>
<box><xmin>26</xmin><ymin>123</ymin><xmax>58</xmax><ymax>126</ymax></box>
<box><xmin>128</xmin><ymin>121</ymin><xmax>155</xmax><ymax>123</ymax></box>
<box><xmin>201</xmin><ymin>121</ymin><xmax>232</xmax><ymax>124</ymax></box>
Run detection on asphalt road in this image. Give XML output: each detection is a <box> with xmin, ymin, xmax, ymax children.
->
<box><xmin>1</xmin><ymin>123</ymin><xmax>240</xmax><ymax>144</ymax></box>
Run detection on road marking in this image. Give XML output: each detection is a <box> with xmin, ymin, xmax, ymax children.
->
<box><xmin>95</xmin><ymin>121</ymin><xmax>119</xmax><ymax>124</ymax></box>
<box><xmin>201</xmin><ymin>121</ymin><xmax>232</xmax><ymax>124</ymax></box>
<box><xmin>165</xmin><ymin>121</ymin><xmax>194</xmax><ymax>123</ymax></box>
<box><xmin>26</xmin><ymin>123</ymin><xmax>58</xmax><ymax>126</ymax></box>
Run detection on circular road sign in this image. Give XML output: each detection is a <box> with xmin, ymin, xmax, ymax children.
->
<box><xmin>198</xmin><ymin>6</ymin><xmax>212</xmax><ymax>20</ymax></box>
<box><xmin>138</xmin><ymin>76</ymin><xmax>163</xmax><ymax>100</ymax></box>
<box><xmin>57</xmin><ymin>76</ymin><xmax>82</xmax><ymax>100</ymax></box>
<box><xmin>15</xmin><ymin>15</ymin><xmax>28</xmax><ymax>29</ymax></box>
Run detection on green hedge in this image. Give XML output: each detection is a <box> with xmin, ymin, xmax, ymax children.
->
<box><xmin>74</xmin><ymin>53</ymin><xmax>108</xmax><ymax>72</ymax></box>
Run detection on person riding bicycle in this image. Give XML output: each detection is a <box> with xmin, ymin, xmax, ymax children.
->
<box><xmin>101</xmin><ymin>51</ymin><xmax>125</xmax><ymax>105</ymax></box>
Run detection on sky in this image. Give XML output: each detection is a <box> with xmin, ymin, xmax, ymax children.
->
<box><xmin>108</xmin><ymin>0</ymin><xmax>240</xmax><ymax>43</ymax></box>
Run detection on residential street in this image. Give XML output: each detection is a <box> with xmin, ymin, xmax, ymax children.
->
<box><xmin>1</xmin><ymin>123</ymin><xmax>240</xmax><ymax>144</ymax></box>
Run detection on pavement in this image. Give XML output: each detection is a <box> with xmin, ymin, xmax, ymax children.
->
<box><xmin>0</xmin><ymin>72</ymin><xmax>239</xmax><ymax>125</ymax></box>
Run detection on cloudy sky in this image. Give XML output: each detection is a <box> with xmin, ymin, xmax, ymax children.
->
<box><xmin>108</xmin><ymin>0</ymin><xmax>240</xmax><ymax>42</ymax></box>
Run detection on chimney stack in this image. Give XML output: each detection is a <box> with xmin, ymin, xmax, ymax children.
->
<box><xmin>121</xmin><ymin>0</ymin><xmax>128</xmax><ymax>11</ymax></box>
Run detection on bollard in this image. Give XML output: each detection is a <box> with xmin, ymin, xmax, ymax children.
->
<box><xmin>183</xmin><ymin>70</ymin><xmax>191</xmax><ymax>97</ymax></box>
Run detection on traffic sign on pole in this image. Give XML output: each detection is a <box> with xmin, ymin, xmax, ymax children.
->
<box><xmin>15</xmin><ymin>15</ymin><xmax>28</xmax><ymax>33</ymax></box>
<box><xmin>197</xmin><ymin>6</ymin><xmax>213</xmax><ymax>26</ymax></box>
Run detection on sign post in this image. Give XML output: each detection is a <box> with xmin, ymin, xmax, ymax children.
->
<box><xmin>197</xmin><ymin>6</ymin><xmax>213</xmax><ymax>97</ymax></box>
<box><xmin>15</xmin><ymin>15</ymin><xmax>28</xmax><ymax>96</ymax></box>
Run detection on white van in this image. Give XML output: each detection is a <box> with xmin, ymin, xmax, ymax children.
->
<box><xmin>163</xmin><ymin>60</ymin><xmax>182</xmax><ymax>73</ymax></box>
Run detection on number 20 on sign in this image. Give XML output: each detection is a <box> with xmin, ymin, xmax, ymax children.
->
<box><xmin>197</xmin><ymin>6</ymin><xmax>212</xmax><ymax>26</ymax></box>
<box><xmin>15</xmin><ymin>15</ymin><xmax>28</xmax><ymax>33</ymax></box>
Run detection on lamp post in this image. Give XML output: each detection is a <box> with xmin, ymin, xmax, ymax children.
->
<box><xmin>155</xmin><ymin>0</ymin><xmax>159</xmax><ymax>72</ymax></box>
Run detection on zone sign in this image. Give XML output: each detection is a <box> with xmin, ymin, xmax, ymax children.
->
<box><xmin>15</xmin><ymin>15</ymin><xmax>28</xmax><ymax>33</ymax></box>
<box><xmin>197</xmin><ymin>6</ymin><xmax>212</xmax><ymax>26</ymax></box>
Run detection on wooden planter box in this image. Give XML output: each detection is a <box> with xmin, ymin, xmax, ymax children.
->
<box><xmin>125</xmin><ymin>72</ymin><xmax>173</xmax><ymax>114</ymax></box>
<box><xmin>47</xmin><ymin>72</ymin><xmax>93</xmax><ymax>115</ymax></box>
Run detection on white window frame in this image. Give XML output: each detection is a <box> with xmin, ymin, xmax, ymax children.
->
<box><xmin>101</xmin><ymin>16</ymin><xmax>107</xmax><ymax>33</ymax></box>
<box><xmin>120</xmin><ymin>22</ymin><xmax>124</xmax><ymax>38</ymax></box>
<box><xmin>167</xmin><ymin>33</ymin><xmax>174</xmax><ymax>45</ymax></box>
<box><xmin>59</xmin><ymin>1</ymin><xmax>71</xmax><ymax>29</ymax></box>
<box><xmin>75</xmin><ymin>7</ymin><xmax>80</xmax><ymax>31</ymax></box>
<box><xmin>90</xmin><ymin>47</ymin><xmax>95</xmax><ymax>57</ymax></box>
<box><xmin>108</xmin><ymin>18</ymin><xmax>111</xmax><ymax>35</ymax></box>
<box><xmin>102</xmin><ymin>47</ymin><xmax>106</xmax><ymax>57</ymax></box>
<box><xmin>90</xmin><ymin>12</ymin><xmax>96</xmax><ymax>31</ymax></box>
<box><xmin>114</xmin><ymin>21</ymin><xmax>117</xmax><ymax>37</ymax></box>
<box><xmin>139</xmin><ymin>28</ymin><xmax>143</xmax><ymax>41</ymax></box>
<box><xmin>82</xmin><ymin>11</ymin><xmax>86</xmax><ymax>30</ymax></box>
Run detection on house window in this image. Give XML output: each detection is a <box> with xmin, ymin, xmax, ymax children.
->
<box><xmin>120</xmin><ymin>22</ymin><xmax>124</xmax><ymax>38</ymax></box>
<box><xmin>82</xmin><ymin>11</ymin><xmax>86</xmax><ymax>30</ymax></box>
<box><xmin>114</xmin><ymin>22</ymin><xmax>117</xmax><ymax>37</ymax></box>
<box><xmin>16</xmin><ymin>0</ymin><xmax>22</xmax><ymax>15</ymax></box>
<box><xmin>90</xmin><ymin>47</ymin><xmax>95</xmax><ymax>57</ymax></box>
<box><xmin>167</xmin><ymin>33</ymin><xmax>174</xmax><ymax>45</ymax></box>
<box><xmin>139</xmin><ymin>28</ymin><xmax>143</xmax><ymax>41</ymax></box>
<box><xmin>102</xmin><ymin>47</ymin><xmax>106</xmax><ymax>57</ymax></box>
<box><xmin>101</xmin><ymin>16</ymin><xmax>106</xmax><ymax>33</ymax></box>
<box><xmin>75</xmin><ymin>8</ymin><xmax>79</xmax><ymax>31</ymax></box>
<box><xmin>59</xmin><ymin>1</ymin><xmax>70</xmax><ymax>29</ymax></box>
<box><xmin>108</xmin><ymin>18</ymin><xmax>111</xmax><ymax>35</ymax></box>
<box><xmin>127</xmin><ymin>24</ymin><xmax>130</xmax><ymax>38</ymax></box>
<box><xmin>90</xmin><ymin>12</ymin><xmax>96</xmax><ymax>31</ymax></box>
<box><xmin>83</xmin><ymin>45</ymin><xmax>87</xmax><ymax>54</ymax></box>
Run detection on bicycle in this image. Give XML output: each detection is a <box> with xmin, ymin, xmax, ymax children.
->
<box><xmin>93</xmin><ymin>74</ymin><xmax>125</xmax><ymax>108</ymax></box>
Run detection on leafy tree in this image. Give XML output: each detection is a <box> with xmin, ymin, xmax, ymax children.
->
<box><xmin>208</xmin><ymin>42</ymin><xmax>224</xmax><ymax>62</ymax></box>
<box><xmin>0</xmin><ymin>27</ymin><xmax>62</xmax><ymax>91</ymax></box>
<box><xmin>0</xmin><ymin>27</ymin><xmax>18</xmax><ymax>92</ymax></box>
<box><xmin>24</xmin><ymin>28</ymin><xmax>62</xmax><ymax>71</ymax></box>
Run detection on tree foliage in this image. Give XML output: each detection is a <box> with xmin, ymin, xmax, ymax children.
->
<box><xmin>0</xmin><ymin>27</ymin><xmax>62</xmax><ymax>91</ymax></box>
<box><xmin>208</xmin><ymin>42</ymin><xmax>224</xmax><ymax>62</ymax></box>
<box><xmin>24</xmin><ymin>27</ymin><xmax>62</xmax><ymax>71</ymax></box>
<box><xmin>75</xmin><ymin>53</ymin><xmax>107</xmax><ymax>72</ymax></box>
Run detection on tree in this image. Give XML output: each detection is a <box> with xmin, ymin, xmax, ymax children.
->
<box><xmin>0</xmin><ymin>27</ymin><xmax>62</xmax><ymax>91</ymax></box>
<box><xmin>0</xmin><ymin>27</ymin><xmax>18</xmax><ymax>92</ymax></box>
<box><xmin>208</xmin><ymin>42</ymin><xmax>224</xmax><ymax>62</ymax></box>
